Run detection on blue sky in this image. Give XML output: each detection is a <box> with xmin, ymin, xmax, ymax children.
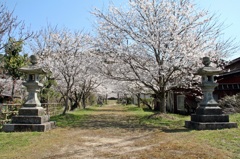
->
<box><xmin>4</xmin><ymin>0</ymin><xmax>240</xmax><ymax>59</ymax></box>
<box><xmin>4</xmin><ymin>0</ymin><xmax>127</xmax><ymax>32</ymax></box>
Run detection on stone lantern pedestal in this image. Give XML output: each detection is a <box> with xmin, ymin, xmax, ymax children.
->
<box><xmin>3</xmin><ymin>55</ymin><xmax>56</xmax><ymax>132</ymax></box>
<box><xmin>185</xmin><ymin>57</ymin><xmax>237</xmax><ymax>130</ymax></box>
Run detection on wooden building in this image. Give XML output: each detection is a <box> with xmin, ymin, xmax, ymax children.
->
<box><xmin>214</xmin><ymin>57</ymin><xmax>240</xmax><ymax>99</ymax></box>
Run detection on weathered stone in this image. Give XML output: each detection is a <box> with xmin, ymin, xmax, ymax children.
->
<box><xmin>11</xmin><ymin>115</ymin><xmax>50</xmax><ymax>124</ymax></box>
<box><xmin>3</xmin><ymin>55</ymin><xmax>56</xmax><ymax>132</ymax></box>
<box><xmin>3</xmin><ymin>121</ymin><xmax>56</xmax><ymax>132</ymax></box>
<box><xmin>185</xmin><ymin>121</ymin><xmax>237</xmax><ymax>130</ymax></box>
<box><xmin>195</xmin><ymin>107</ymin><xmax>223</xmax><ymax>115</ymax></box>
<box><xmin>18</xmin><ymin>107</ymin><xmax>45</xmax><ymax>116</ymax></box>
<box><xmin>191</xmin><ymin>114</ymin><xmax>229</xmax><ymax>122</ymax></box>
<box><xmin>185</xmin><ymin>57</ymin><xmax>237</xmax><ymax>130</ymax></box>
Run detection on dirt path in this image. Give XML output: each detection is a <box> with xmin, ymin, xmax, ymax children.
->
<box><xmin>14</xmin><ymin>104</ymin><xmax>233</xmax><ymax>159</ymax></box>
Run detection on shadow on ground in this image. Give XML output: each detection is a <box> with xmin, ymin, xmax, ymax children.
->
<box><xmin>51</xmin><ymin>107</ymin><xmax>192</xmax><ymax>133</ymax></box>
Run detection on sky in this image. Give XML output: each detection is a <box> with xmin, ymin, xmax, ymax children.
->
<box><xmin>4</xmin><ymin>0</ymin><xmax>240</xmax><ymax>60</ymax></box>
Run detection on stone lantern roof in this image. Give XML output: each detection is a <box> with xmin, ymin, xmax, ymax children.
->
<box><xmin>19</xmin><ymin>55</ymin><xmax>48</xmax><ymax>74</ymax></box>
<box><xmin>195</xmin><ymin>57</ymin><xmax>223</xmax><ymax>76</ymax></box>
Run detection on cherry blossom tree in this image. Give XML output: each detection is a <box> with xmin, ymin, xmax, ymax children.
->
<box><xmin>69</xmin><ymin>56</ymin><xmax>102</xmax><ymax>110</ymax></box>
<box><xmin>0</xmin><ymin>77</ymin><xmax>22</xmax><ymax>101</ymax></box>
<box><xmin>31</xmin><ymin>27</ymin><xmax>102</xmax><ymax>114</ymax></box>
<box><xmin>93</xmin><ymin>0</ymin><xmax>238</xmax><ymax>112</ymax></box>
<box><xmin>31</xmin><ymin>27</ymin><xmax>93</xmax><ymax>114</ymax></box>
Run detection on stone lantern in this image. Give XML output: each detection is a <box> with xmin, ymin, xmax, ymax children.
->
<box><xmin>185</xmin><ymin>57</ymin><xmax>237</xmax><ymax>130</ymax></box>
<box><xmin>3</xmin><ymin>55</ymin><xmax>55</xmax><ymax>132</ymax></box>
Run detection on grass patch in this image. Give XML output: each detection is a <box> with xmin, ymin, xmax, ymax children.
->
<box><xmin>0</xmin><ymin>104</ymin><xmax>239</xmax><ymax>158</ymax></box>
<box><xmin>0</xmin><ymin>132</ymin><xmax>41</xmax><ymax>157</ymax></box>
<box><xmin>50</xmin><ymin>107</ymin><xmax>95</xmax><ymax>128</ymax></box>
<box><xmin>230</xmin><ymin>113</ymin><xmax>240</xmax><ymax>124</ymax></box>
<box><xmin>51</xmin><ymin>104</ymin><xmax>190</xmax><ymax>130</ymax></box>
<box><xmin>124</xmin><ymin>105</ymin><xmax>190</xmax><ymax>129</ymax></box>
<box><xmin>125</xmin><ymin>105</ymin><xmax>142</xmax><ymax>112</ymax></box>
<box><xmin>139</xmin><ymin>112</ymin><xmax>190</xmax><ymax>129</ymax></box>
<box><xmin>195</xmin><ymin>128</ymin><xmax>240</xmax><ymax>158</ymax></box>
<box><xmin>193</xmin><ymin>113</ymin><xmax>240</xmax><ymax>158</ymax></box>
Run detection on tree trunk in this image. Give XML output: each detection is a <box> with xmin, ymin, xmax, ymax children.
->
<box><xmin>105</xmin><ymin>94</ymin><xmax>108</xmax><ymax>104</ymax></box>
<box><xmin>11</xmin><ymin>79</ymin><xmax>16</xmax><ymax>100</ymax></box>
<box><xmin>117</xmin><ymin>93</ymin><xmax>120</xmax><ymax>103</ymax></box>
<box><xmin>137</xmin><ymin>93</ymin><xmax>140</xmax><ymax>107</ymax></box>
<box><xmin>154</xmin><ymin>92</ymin><xmax>166</xmax><ymax>113</ymax></box>
<box><xmin>70</xmin><ymin>102</ymin><xmax>78</xmax><ymax>111</ymax></box>
<box><xmin>154</xmin><ymin>98</ymin><xmax>160</xmax><ymax>111</ymax></box>
<box><xmin>70</xmin><ymin>97</ymin><xmax>78</xmax><ymax>111</ymax></box>
<box><xmin>82</xmin><ymin>94</ymin><xmax>86</xmax><ymax>109</ymax></box>
<box><xmin>62</xmin><ymin>96</ymin><xmax>69</xmax><ymax>115</ymax></box>
<box><xmin>159</xmin><ymin>92</ymin><xmax>166</xmax><ymax>113</ymax></box>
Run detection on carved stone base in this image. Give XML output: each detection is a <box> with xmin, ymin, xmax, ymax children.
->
<box><xmin>190</xmin><ymin>114</ymin><xmax>229</xmax><ymax>122</ymax></box>
<box><xmin>11</xmin><ymin>115</ymin><xmax>50</xmax><ymax>124</ymax></box>
<box><xmin>185</xmin><ymin>106</ymin><xmax>238</xmax><ymax>130</ymax></box>
<box><xmin>2</xmin><ymin>121</ymin><xmax>56</xmax><ymax>132</ymax></box>
<box><xmin>3</xmin><ymin>107</ymin><xmax>56</xmax><ymax>132</ymax></box>
<box><xmin>185</xmin><ymin>121</ymin><xmax>237</xmax><ymax>130</ymax></box>
<box><xmin>18</xmin><ymin>107</ymin><xmax>45</xmax><ymax>116</ymax></box>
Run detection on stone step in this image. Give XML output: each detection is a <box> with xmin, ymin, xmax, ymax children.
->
<box><xmin>11</xmin><ymin>115</ymin><xmax>50</xmax><ymax>124</ymax></box>
<box><xmin>185</xmin><ymin>121</ymin><xmax>238</xmax><ymax>130</ymax></box>
<box><xmin>18</xmin><ymin>107</ymin><xmax>45</xmax><ymax>116</ymax></box>
<box><xmin>191</xmin><ymin>114</ymin><xmax>229</xmax><ymax>122</ymax></box>
<box><xmin>2</xmin><ymin>121</ymin><xmax>56</xmax><ymax>132</ymax></box>
<box><xmin>195</xmin><ymin>107</ymin><xmax>223</xmax><ymax>115</ymax></box>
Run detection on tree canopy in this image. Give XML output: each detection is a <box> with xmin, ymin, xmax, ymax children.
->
<box><xmin>2</xmin><ymin>0</ymin><xmax>238</xmax><ymax>114</ymax></box>
<box><xmin>4</xmin><ymin>37</ymin><xmax>28</xmax><ymax>97</ymax></box>
<box><xmin>93</xmin><ymin>0</ymin><xmax>238</xmax><ymax>112</ymax></box>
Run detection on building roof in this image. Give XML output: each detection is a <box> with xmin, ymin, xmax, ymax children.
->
<box><xmin>218</xmin><ymin>69</ymin><xmax>240</xmax><ymax>77</ymax></box>
<box><xmin>225</xmin><ymin>57</ymin><xmax>240</xmax><ymax>71</ymax></box>
<box><xmin>228</xmin><ymin>57</ymin><xmax>240</xmax><ymax>65</ymax></box>
<box><xmin>216</xmin><ymin>56</ymin><xmax>240</xmax><ymax>78</ymax></box>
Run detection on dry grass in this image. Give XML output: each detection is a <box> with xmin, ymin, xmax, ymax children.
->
<box><xmin>0</xmin><ymin>103</ymin><xmax>238</xmax><ymax>159</ymax></box>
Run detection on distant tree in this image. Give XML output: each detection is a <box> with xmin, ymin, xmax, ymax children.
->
<box><xmin>4</xmin><ymin>37</ymin><xmax>28</xmax><ymax>98</ymax></box>
<box><xmin>93</xmin><ymin>0</ymin><xmax>238</xmax><ymax>113</ymax></box>
<box><xmin>32</xmin><ymin>27</ymin><xmax>99</xmax><ymax>115</ymax></box>
<box><xmin>73</xmin><ymin>75</ymin><xmax>101</xmax><ymax>109</ymax></box>
<box><xmin>39</xmin><ymin>73</ymin><xmax>60</xmax><ymax>104</ymax></box>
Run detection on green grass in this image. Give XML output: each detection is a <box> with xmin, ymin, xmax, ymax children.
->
<box><xmin>123</xmin><ymin>105</ymin><xmax>190</xmax><ymax>130</ymax></box>
<box><xmin>230</xmin><ymin>113</ymin><xmax>240</xmax><ymax>123</ymax></box>
<box><xmin>196</xmin><ymin>129</ymin><xmax>240</xmax><ymax>154</ymax></box>
<box><xmin>50</xmin><ymin>107</ymin><xmax>95</xmax><ymax>127</ymax></box>
<box><xmin>1</xmin><ymin>104</ymin><xmax>240</xmax><ymax>158</ymax></box>
<box><xmin>50</xmin><ymin>104</ymin><xmax>190</xmax><ymax>130</ymax></box>
<box><xmin>124</xmin><ymin>105</ymin><xmax>190</xmax><ymax>129</ymax></box>
<box><xmin>138</xmin><ymin>112</ymin><xmax>189</xmax><ymax>129</ymax></box>
<box><xmin>126</xmin><ymin>105</ymin><xmax>240</xmax><ymax>158</ymax></box>
<box><xmin>125</xmin><ymin>105</ymin><xmax>240</xmax><ymax>158</ymax></box>
<box><xmin>124</xmin><ymin>105</ymin><xmax>143</xmax><ymax>111</ymax></box>
<box><xmin>0</xmin><ymin>132</ymin><xmax>41</xmax><ymax>153</ymax></box>
<box><xmin>193</xmin><ymin>114</ymin><xmax>240</xmax><ymax>158</ymax></box>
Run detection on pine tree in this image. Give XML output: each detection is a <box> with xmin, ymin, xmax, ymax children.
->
<box><xmin>4</xmin><ymin>37</ymin><xmax>28</xmax><ymax>98</ymax></box>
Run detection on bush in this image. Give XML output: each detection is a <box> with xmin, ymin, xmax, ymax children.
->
<box><xmin>219</xmin><ymin>93</ymin><xmax>240</xmax><ymax>114</ymax></box>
